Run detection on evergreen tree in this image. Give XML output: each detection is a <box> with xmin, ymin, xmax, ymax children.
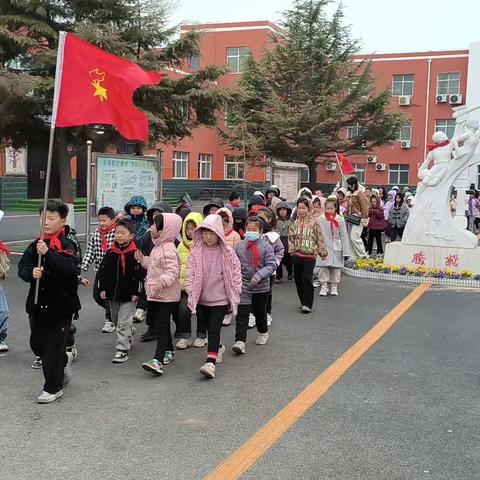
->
<box><xmin>0</xmin><ymin>0</ymin><xmax>231</xmax><ymax>202</ymax></box>
<box><xmin>222</xmin><ymin>0</ymin><xmax>402</xmax><ymax>187</ymax></box>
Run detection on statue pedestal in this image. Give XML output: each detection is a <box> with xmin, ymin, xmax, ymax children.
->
<box><xmin>384</xmin><ymin>241</ymin><xmax>480</xmax><ymax>273</ymax></box>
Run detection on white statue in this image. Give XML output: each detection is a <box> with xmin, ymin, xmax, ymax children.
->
<box><xmin>402</xmin><ymin>111</ymin><xmax>480</xmax><ymax>249</ymax></box>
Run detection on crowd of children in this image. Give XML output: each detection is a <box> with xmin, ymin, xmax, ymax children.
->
<box><xmin>2</xmin><ymin>178</ymin><xmax>420</xmax><ymax>404</ymax></box>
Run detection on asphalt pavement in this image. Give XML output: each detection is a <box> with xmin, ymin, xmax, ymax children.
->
<box><xmin>1</xmin><ymin>259</ymin><xmax>479</xmax><ymax>480</ymax></box>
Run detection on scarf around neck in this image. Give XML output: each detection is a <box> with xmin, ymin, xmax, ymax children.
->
<box><xmin>41</xmin><ymin>228</ymin><xmax>73</xmax><ymax>255</ymax></box>
<box><xmin>325</xmin><ymin>212</ymin><xmax>339</xmax><ymax>237</ymax></box>
<box><xmin>99</xmin><ymin>224</ymin><xmax>116</xmax><ymax>251</ymax></box>
<box><xmin>110</xmin><ymin>241</ymin><xmax>137</xmax><ymax>274</ymax></box>
<box><xmin>246</xmin><ymin>240</ymin><xmax>260</xmax><ymax>271</ymax></box>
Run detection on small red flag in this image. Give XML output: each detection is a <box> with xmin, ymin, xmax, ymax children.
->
<box><xmin>335</xmin><ymin>152</ymin><xmax>355</xmax><ymax>175</ymax></box>
<box><xmin>54</xmin><ymin>33</ymin><xmax>161</xmax><ymax>142</ymax></box>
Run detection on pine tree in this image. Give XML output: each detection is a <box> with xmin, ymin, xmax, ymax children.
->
<box><xmin>222</xmin><ymin>0</ymin><xmax>402</xmax><ymax>187</ymax></box>
<box><xmin>0</xmin><ymin>0</ymin><xmax>231</xmax><ymax>202</ymax></box>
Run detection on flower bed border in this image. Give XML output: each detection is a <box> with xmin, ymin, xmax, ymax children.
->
<box><xmin>343</xmin><ymin>267</ymin><xmax>480</xmax><ymax>288</ymax></box>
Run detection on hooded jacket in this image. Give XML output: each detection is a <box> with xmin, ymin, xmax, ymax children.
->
<box><xmin>276</xmin><ymin>202</ymin><xmax>293</xmax><ymax>237</ymax></box>
<box><xmin>265</xmin><ymin>185</ymin><xmax>281</xmax><ymax>198</ymax></box>
<box><xmin>288</xmin><ymin>204</ymin><xmax>328</xmax><ymax>259</ymax></box>
<box><xmin>368</xmin><ymin>199</ymin><xmax>387</xmax><ymax>231</ymax></box>
<box><xmin>202</xmin><ymin>198</ymin><xmax>225</xmax><ymax>217</ymax></box>
<box><xmin>232</xmin><ymin>208</ymin><xmax>247</xmax><ymax>238</ymax></box>
<box><xmin>186</xmin><ymin>215</ymin><xmax>242</xmax><ymax>316</ymax></box>
<box><xmin>177</xmin><ymin>211</ymin><xmax>203</xmax><ymax>291</ymax></box>
<box><xmin>247</xmin><ymin>195</ymin><xmax>266</xmax><ymax>211</ymax></box>
<box><xmin>217</xmin><ymin>208</ymin><xmax>242</xmax><ymax>249</ymax></box>
<box><xmin>147</xmin><ymin>201</ymin><xmax>172</xmax><ymax>224</ymax></box>
<box><xmin>234</xmin><ymin>235</ymin><xmax>277</xmax><ymax>303</ymax></box>
<box><xmin>141</xmin><ymin>213</ymin><xmax>182</xmax><ymax>303</ymax></box>
<box><xmin>316</xmin><ymin>213</ymin><xmax>350</xmax><ymax>268</ymax></box>
<box><xmin>337</xmin><ymin>188</ymin><xmax>348</xmax><ymax>214</ymax></box>
<box><xmin>124</xmin><ymin>195</ymin><xmax>149</xmax><ymax>246</ymax></box>
<box><xmin>383</xmin><ymin>190</ymin><xmax>397</xmax><ymax>220</ymax></box>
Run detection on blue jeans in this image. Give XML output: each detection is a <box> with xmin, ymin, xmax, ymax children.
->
<box><xmin>0</xmin><ymin>284</ymin><xmax>9</xmax><ymax>342</ymax></box>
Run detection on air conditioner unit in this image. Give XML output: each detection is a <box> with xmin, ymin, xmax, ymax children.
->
<box><xmin>449</xmin><ymin>94</ymin><xmax>463</xmax><ymax>105</ymax></box>
<box><xmin>325</xmin><ymin>162</ymin><xmax>337</xmax><ymax>171</ymax></box>
<box><xmin>375</xmin><ymin>163</ymin><xmax>387</xmax><ymax>171</ymax></box>
<box><xmin>400</xmin><ymin>140</ymin><xmax>411</xmax><ymax>149</ymax></box>
<box><xmin>436</xmin><ymin>94</ymin><xmax>448</xmax><ymax>103</ymax></box>
<box><xmin>398</xmin><ymin>95</ymin><xmax>411</xmax><ymax>106</ymax></box>
<box><xmin>366</xmin><ymin>155</ymin><xmax>377</xmax><ymax>164</ymax></box>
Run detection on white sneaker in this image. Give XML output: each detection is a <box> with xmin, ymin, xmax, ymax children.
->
<box><xmin>267</xmin><ymin>313</ymin><xmax>273</xmax><ymax>327</ymax></box>
<box><xmin>32</xmin><ymin>356</ymin><xmax>42</xmax><ymax>369</ymax></box>
<box><xmin>223</xmin><ymin>314</ymin><xmax>233</xmax><ymax>326</ymax></box>
<box><xmin>330</xmin><ymin>285</ymin><xmax>338</xmax><ymax>296</ymax></box>
<box><xmin>133</xmin><ymin>308</ymin><xmax>146</xmax><ymax>323</ymax></box>
<box><xmin>66</xmin><ymin>344</ymin><xmax>77</xmax><ymax>362</ymax></box>
<box><xmin>175</xmin><ymin>338</ymin><xmax>193</xmax><ymax>350</ymax></box>
<box><xmin>319</xmin><ymin>284</ymin><xmax>328</xmax><ymax>297</ymax></box>
<box><xmin>102</xmin><ymin>320</ymin><xmax>115</xmax><ymax>333</ymax></box>
<box><xmin>200</xmin><ymin>362</ymin><xmax>216</xmax><ymax>378</ymax></box>
<box><xmin>112</xmin><ymin>350</ymin><xmax>129</xmax><ymax>363</ymax></box>
<box><xmin>301</xmin><ymin>306</ymin><xmax>311</xmax><ymax>314</ymax></box>
<box><xmin>37</xmin><ymin>390</ymin><xmax>63</xmax><ymax>404</ymax></box>
<box><xmin>216</xmin><ymin>344</ymin><xmax>226</xmax><ymax>364</ymax></box>
<box><xmin>193</xmin><ymin>337</ymin><xmax>208</xmax><ymax>348</ymax></box>
<box><xmin>256</xmin><ymin>333</ymin><xmax>269</xmax><ymax>345</ymax></box>
<box><xmin>0</xmin><ymin>340</ymin><xmax>9</xmax><ymax>352</ymax></box>
<box><xmin>232</xmin><ymin>341</ymin><xmax>246</xmax><ymax>354</ymax></box>
<box><xmin>248</xmin><ymin>313</ymin><xmax>256</xmax><ymax>328</ymax></box>
<box><xmin>312</xmin><ymin>280</ymin><xmax>321</xmax><ymax>288</ymax></box>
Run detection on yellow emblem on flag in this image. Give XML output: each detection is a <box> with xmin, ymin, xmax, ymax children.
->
<box><xmin>89</xmin><ymin>68</ymin><xmax>108</xmax><ymax>102</ymax></box>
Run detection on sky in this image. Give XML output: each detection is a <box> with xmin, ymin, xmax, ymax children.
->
<box><xmin>170</xmin><ymin>0</ymin><xmax>480</xmax><ymax>54</ymax></box>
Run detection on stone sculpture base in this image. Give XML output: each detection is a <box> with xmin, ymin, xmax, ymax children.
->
<box><xmin>384</xmin><ymin>241</ymin><xmax>480</xmax><ymax>273</ymax></box>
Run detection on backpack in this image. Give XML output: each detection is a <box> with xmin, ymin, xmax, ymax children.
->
<box><xmin>0</xmin><ymin>250</ymin><xmax>10</xmax><ymax>280</ymax></box>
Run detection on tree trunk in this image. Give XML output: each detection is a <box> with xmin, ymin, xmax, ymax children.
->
<box><xmin>308</xmin><ymin>160</ymin><xmax>318</xmax><ymax>192</ymax></box>
<box><xmin>56</xmin><ymin>128</ymin><xmax>75</xmax><ymax>227</ymax></box>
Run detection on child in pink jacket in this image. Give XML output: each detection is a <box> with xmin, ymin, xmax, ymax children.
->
<box><xmin>186</xmin><ymin>214</ymin><xmax>242</xmax><ymax>379</ymax></box>
<box><xmin>216</xmin><ymin>208</ymin><xmax>242</xmax><ymax>249</ymax></box>
<box><xmin>137</xmin><ymin>213</ymin><xmax>182</xmax><ymax>376</ymax></box>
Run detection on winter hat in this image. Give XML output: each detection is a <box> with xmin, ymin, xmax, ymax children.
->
<box><xmin>248</xmin><ymin>195</ymin><xmax>266</xmax><ymax>210</ymax></box>
<box><xmin>202</xmin><ymin>197</ymin><xmax>225</xmax><ymax>217</ymax></box>
<box><xmin>265</xmin><ymin>185</ymin><xmax>281</xmax><ymax>197</ymax></box>
<box><xmin>147</xmin><ymin>201</ymin><xmax>172</xmax><ymax>224</ymax></box>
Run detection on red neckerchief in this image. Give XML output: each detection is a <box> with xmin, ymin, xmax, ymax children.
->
<box><xmin>246</xmin><ymin>240</ymin><xmax>260</xmax><ymax>271</ymax></box>
<box><xmin>428</xmin><ymin>139</ymin><xmax>450</xmax><ymax>151</ymax></box>
<box><xmin>41</xmin><ymin>228</ymin><xmax>73</xmax><ymax>255</ymax></box>
<box><xmin>225</xmin><ymin>228</ymin><xmax>233</xmax><ymax>237</ymax></box>
<box><xmin>110</xmin><ymin>241</ymin><xmax>137</xmax><ymax>274</ymax></box>
<box><xmin>0</xmin><ymin>241</ymin><xmax>9</xmax><ymax>256</ymax></box>
<box><xmin>248</xmin><ymin>204</ymin><xmax>263</xmax><ymax>217</ymax></box>
<box><xmin>325</xmin><ymin>212</ymin><xmax>339</xmax><ymax>237</ymax></box>
<box><xmin>99</xmin><ymin>224</ymin><xmax>115</xmax><ymax>252</ymax></box>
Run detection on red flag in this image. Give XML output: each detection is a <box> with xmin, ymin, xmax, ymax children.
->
<box><xmin>335</xmin><ymin>152</ymin><xmax>355</xmax><ymax>175</ymax></box>
<box><xmin>54</xmin><ymin>33</ymin><xmax>161</xmax><ymax>142</ymax></box>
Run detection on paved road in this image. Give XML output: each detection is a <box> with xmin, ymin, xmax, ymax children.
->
<box><xmin>1</xmin><ymin>260</ymin><xmax>479</xmax><ymax>479</ymax></box>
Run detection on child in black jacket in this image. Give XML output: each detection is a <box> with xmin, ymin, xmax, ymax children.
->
<box><xmin>18</xmin><ymin>200</ymin><xmax>81</xmax><ymax>404</ymax></box>
<box><xmin>97</xmin><ymin>220</ymin><xmax>144</xmax><ymax>364</ymax></box>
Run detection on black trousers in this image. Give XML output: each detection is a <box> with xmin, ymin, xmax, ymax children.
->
<box><xmin>276</xmin><ymin>239</ymin><xmax>292</xmax><ymax>279</ymax></box>
<box><xmin>235</xmin><ymin>292</ymin><xmax>268</xmax><ymax>343</ymax></box>
<box><xmin>148</xmin><ymin>301</ymin><xmax>177</xmax><ymax>361</ymax></box>
<box><xmin>361</xmin><ymin>227</ymin><xmax>369</xmax><ymax>250</ymax></box>
<box><xmin>389</xmin><ymin>226</ymin><xmax>404</xmax><ymax>242</ymax></box>
<box><xmin>30</xmin><ymin>313</ymin><xmax>72</xmax><ymax>394</ymax></box>
<box><xmin>197</xmin><ymin>304</ymin><xmax>228</xmax><ymax>363</ymax></box>
<box><xmin>367</xmin><ymin>230</ymin><xmax>384</xmax><ymax>255</ymax></box>
<box><xmin>93</xmin><ymin>270</ymin><xmax>111</xmax><ymax>321</ymax></box>
<box><xmin>266</xmin><ymin>275</ymin><xmax>274</xmax><ymax>315</ymax></box>
<box><xmin>291</xmin><ymin>256</ymin><xmax>316</xmax><ymax>309</ymax></box>
<box><xmin>172</xmin><ymin>291</ymin><xmax>192</xmax><ymax>338</ymax></box>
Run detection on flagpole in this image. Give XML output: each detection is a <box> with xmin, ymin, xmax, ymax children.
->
<box><xmin>34</xmin><ymin>31</ymin><xmax>67</xmax><ymax>304</ymax></box>
<box><xmin>334</xmin><ymin>152</ymin><xmax>346</xmax><ymax>189</ymax></box>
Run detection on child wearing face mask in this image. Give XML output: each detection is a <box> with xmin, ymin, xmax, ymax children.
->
<box><xmin>136</xmin><ymin>213</ymin><xmax>182</xmax><ymax>377</ymax></box>
<box><xmin>233</xmin><ymin>217</ymin><xmax>277</xmax><ymax>355</ymax></box>
<box><xmin>185</xmin><ymin>215</ymin><xmax>242</xmax><ymax>378</ymax></box>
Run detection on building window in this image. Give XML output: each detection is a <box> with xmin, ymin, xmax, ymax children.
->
<box><xmin>173</xmin><ymin>151</ymin><xmax>188</xmax><ymax>179</ymax></box>
<box><xmin>224</xmin><ymin>110</ymin><xmax>237</xmax><ymax>128</ymax></box>
<box><xmin>353</xmin><ymin>163</ymin><xmax>366</xmax><ymax>184</ymax></box>
<box><xmin>198</xmin><ymin>153</ymin><xmax>212</xmax><ymax>179</ymax></box>
<box><xmin>347</xmin><ymin>123</ymin><xmax>363</xmax><ymax>139</ymax></box>
<box><xmin>227</xmin><ymin>47</ymin><xmax>251</xmax><ymax>73</ymax></box>
<box><xmin>389</xmin><ymin>164</ymin><xmax>409</xmax><ymax>185</ymax></box>
<box><xmin>224</xmin><ymin>155</ymin><xmax>245</xmax><ymax>180</ymax></box>
<box><xmin>300</xmin><ymin>168</ymin><xmax>310</xmax><ymax>183</ymax></box>
<box><xmin>119</xmin><ymin>142</ymin><xmax>138</xmax><ymax>155</ymax></box>
<box><xmin>435</xmin><ymin>119</ymin><xmax>456</xmax><ymax>139</ymax></box>
<box><xmin>398</xmin><ymin>120</ymin><xmax>412</xmax><ymax>141</ymax></box>
<box><xmin>392</xmin><ymin>74</ymin><xmax>414</xmax><ymax>96</ymax></box>
<box><xmin>437</xmin><ymin>72</ymin><xmax>460</xmax><ymax>95</ymax></box>
<box><xmin>188</xmin><ymin>54</ymin><xmax>200</xmax><ymax>71</ymax></box>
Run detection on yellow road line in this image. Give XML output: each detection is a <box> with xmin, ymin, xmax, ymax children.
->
<box><xmin>205</xmin><ymin>282</ymin><xmax>432</xmax><ymax>480</ymax></box>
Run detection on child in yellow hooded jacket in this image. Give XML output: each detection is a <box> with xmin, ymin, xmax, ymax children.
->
<box><xmin>174</xmin><ymin>211</ymin><xmax>204</xmax><ymax>349</ymax></box>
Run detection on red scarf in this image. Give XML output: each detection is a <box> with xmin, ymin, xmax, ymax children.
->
<box><xmin>42</xmin><ymin>228</ymin><xmax>73</xmax><ymax>255</ymax></box>
<box><xmin>238</xmin><ymin>229</ymin><xmax>245</xmax><ymax>239</ymax></box>
<box><xmin>110</xmin><ymin>241</ymin><xmax>137</xmax><ymax>274</ymax></box>
<box><xmin>246</xmin><ymin>241</ymin><xmax>260</xmax><ymax>271</ymax></box>
<box><xmin>225</xmin><ymin>228</ymin><xmax>233</xmax><ymax>237</ymax></box>
<box><xmin>0</xmin><ymin>241</ymin><xmax>9</xmax><ymax>256</ymax></box>
<box><xmin>325</xmin><ymin>212</ymin><xmax>339</xmax><ymax>237</ymax></box>
<box><xmin>428</xmin><ymin>139</ymin><xmax>450</xmax><ymax>151</ymax></box>
<box><xmin>99</xmin><ymin>224</ymin><xmax>116</xmax><ymax>252</ymax></box>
